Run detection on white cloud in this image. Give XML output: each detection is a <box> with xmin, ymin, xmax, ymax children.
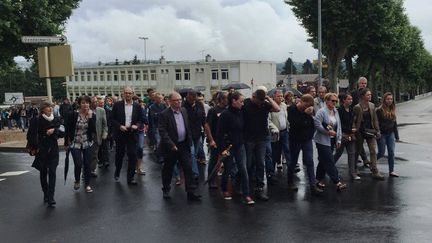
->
<box><xmin>65</xmin><ymin>0</ymin><xmax>431</xmax><ymax>64</ymax></box>
<box><xmin>65</xmin><ymin>0</ymin><xmax>315</xmax><ymax>63</ymax></box>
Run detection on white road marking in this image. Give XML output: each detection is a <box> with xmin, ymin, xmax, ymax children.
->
<box><xmin>0</xmin><ymin>178</ymin><xmax>6</xmax><ymax>182</ymax></box>
<box><xmin>0</xmin><ymin>171</ymin><xmax>30</xmax><ymax>176</ymax></box>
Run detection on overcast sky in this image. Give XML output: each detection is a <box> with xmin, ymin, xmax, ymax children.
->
<box><xmin>63</xmin><ymin>0</ymin><xmax>432</xmax><ymax>64</ymax></box>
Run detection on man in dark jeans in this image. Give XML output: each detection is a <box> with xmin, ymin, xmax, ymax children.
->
<box><xmin>204</xmin><ymin>91</ymin><xmax>228</xmax><ymax>188</ymax></box>
<box><xmin>243</xmin><ymin>86</ymin><xmax>279</xmax><ymax>201</ymax></box>
<box><xmin>183</xmin><ymin>90</ymin><xmax>206</xmax><ymax>179</ymax></box>
<box><xmin>111</xmin><ymin>87</ymin><xmax>143</xmax><ymax>185</ymax></box>
<box><xmin>287</xmin><ymin>94</ymin><xmax>323</xmax><ymax>195</ymax></box>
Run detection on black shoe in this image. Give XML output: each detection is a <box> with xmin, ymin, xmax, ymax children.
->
<box><xmin>91</xmin><ymin>172</ymin><xmax>98</xmax><ymax>178</ymax></box>
<box><xmin>187</xmin><ymin>193</ymin><xmax>202</xmax><ymax>201</ymax></box>
<box><xmin>127</xmin><ymin>179</ymin><xmax>138</xmax><ymax>185</ymax></box>
<box><xmin>311</xmin><ymin>186</ymin><xmax>324</xmax><ymax>196</ymax></box>
<box><xmin>255</xmin><ymin>188</ymin><xmax>269</xmax><ymax>201</ymax></box>
<box><xmin>267</xmin><ymin>177</ymin><xmax>278</xmax><ymax>186</ymax></box>
<box><xmin>288</xmin><ymin>183</ymin><xmax>298</xmax><ymax>192</ymax></box>
<box><xmin>114</xmin><ymin>171</ymin><xmax>120</xmax><ymax>181</ymax></box>
<box><xmin>208</xmin><ymin>182</ymin><xmax>218</xmax><ymax>190</ymax></box>
<box><xmin>43</xmin><ymin>194</ymin><xmax>49</xmax><ymax>203</ymax></box>
<box><xmin>47</xmin><ymin>198</ymin><xmax>56</xmax><ymax>208</ymax></box>
<box><xmin>294</xmin><ymin>164</ymin><xmax>301</xmax><ymax>173</ymax></box>
<box><xmin>163</xmin><ymin>191</ymin><xmax>171</xmax><ymax>199</ymax></box>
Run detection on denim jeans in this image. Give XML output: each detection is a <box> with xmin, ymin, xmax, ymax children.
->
<box><xmin>190</xmin><ymin>137</ymin><xmax>201</xmax><ymax>177</ymax></box>
<box><xmin>207</xmin><ymin>147</ymin><xmax>219</xmax><ymax>185</ymax></box>
<box><xmin>316</xmin><ymin>143</ymin><xmax>340</xmax><ymax>184</ymax></box>
<box><xmin>245</xmin><ymin>140</ymin><xmax>267</xmax><ymax>188</ymax></box>
<box><xmin>70</xmin><ymin>147</ymin><xmax>93</xmax><ymax>186</ymax></box>
<box><xmin>265</xmin><ymin>138</ymin><xmax>275</xmax><ymax>178</ymax></box>
<box><xmin>137</xmin><ymin>131</ymin><xmax>145</xmax><ymax>160</ymax></box>
<box><xmin>271</xmin><ymin>130</ymin><xmax>291</xmax><ymax>165</ymax></box>
<box><xmin>288</xmin><ymin>139</ymin><xmax>315</xmax><ymax>188</ymax></box>
<box><xmin>377</xmin><ymin>132</ymin><xmax>396</xmax><ymax>173</ymax></box>
<box><xmin>221</xmin><ymin>145</ymin><xmax>250</xmax><ymax>196</ymax></box>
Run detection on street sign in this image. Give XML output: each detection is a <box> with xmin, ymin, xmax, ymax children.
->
<box><xmin>21</xmin><ymin>35</ymin><xmax>67</xmax><ymax>44</ymax></box>
<box><xmin>4</xmin><ymin>93</ymin><xmax>24</xmax><ymax>105</ymax></box>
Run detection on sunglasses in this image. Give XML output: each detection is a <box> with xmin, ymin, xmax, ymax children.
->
<box><xmin>330</xmin><ymin>100</ymin><xmax>338</xmax><ymax>103</ymax></box>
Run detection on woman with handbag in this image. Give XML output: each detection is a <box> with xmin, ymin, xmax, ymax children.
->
<box><xmin>314</xmin><ymin>93</ymin><xmax>347</xmax><ymax>191</ymax></box>
<box><xmin>376</xmin><ymin>92</ymin><xmax>399</xmax><ymax>177</ymax></box>
<box><xmin>353</xmin><ymin>88</ymin><xmax>385</xmax><ymax>180</ymax></box>
<box><xmin>334</xmin><ymin>93</ymin><xmax>360</xmax><ymax>180</ymax></box>
<box><xmin>26</xmin><ymin>101</ymin><xmax>64</xmax><ymax>208</ymax></box>
<box><xmin>64</xmin><ymin>95</ymin><xmax>97</xmax><ymax>193</ymax></box>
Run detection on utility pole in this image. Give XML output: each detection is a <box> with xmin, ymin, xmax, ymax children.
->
<box><xmin>138</xmin><ymin>37</ymin><xmax>149</xmax><ymax>63</ymax></box>
<box><xmin>289</xmin><ymin>51</ymin><xmax>293</xmax><ymax>87</ymax></box>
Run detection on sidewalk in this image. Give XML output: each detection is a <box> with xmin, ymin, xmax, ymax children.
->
<box><xmin>0</xmin><ymin>129</ymin><xmax>64</xmax><ymax>153</ymax></box>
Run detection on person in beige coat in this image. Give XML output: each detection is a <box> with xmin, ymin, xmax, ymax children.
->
<box><xmin>353</xmin><ymin>88</ymin><xmax>384</xmax><ymax>180</ymax></box>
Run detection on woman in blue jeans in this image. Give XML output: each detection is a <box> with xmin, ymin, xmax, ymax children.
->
<box><xmin>314</xmin><ymin>93</ymin><xmax>347</xmax><ymax>191</ymax></box>
<box><xmin>376</xmin><ymin>92</ymin><xmax>399</xmax><ymax>177</ymax></box>
<box><xmin>64</xmin><ymin>96</ymin><xmax>96</xmax><ymax>193</ymax></box>
<box><xmin>216</xmin><ymin>91</ymin><xmax>254</xmax><ymax>205</ymax></box>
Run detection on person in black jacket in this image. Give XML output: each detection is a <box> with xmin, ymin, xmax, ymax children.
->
<box><xmin>216</xmin><ymin>91</ymin><xmax>255</xmax><ymax>205</ymax></box>
<box><xmin>376</xmin><ymin>92</ymin><xmax>400</xmax><ymax>177</ymax></box>
<box><xmin>158</xmin><ymin>92</ymin><xmax>201</xmax><ymax>201</ymax></box>
<box><xmin>27</xmin><ymin>101</ymin><xmax>64</xmax><ymax>208</ymax></box>
<box><xmin>334</xmin><ymin>93</ymin><xmax>360</xmax><ymax>180</ymax></box>
<box><xmin>64</xmin><ymin>96</ymin><xmax>97</xmax><ymax>193</ymax></box>
<box><xmin>111</xmin><ymin>87</ymin><xmax>144</xmax><ymax>185</ymax></box>
<box><xmin>287</xmin><ymin>94</ymin><xmax>323</xmax><ymax>195</ymax></box>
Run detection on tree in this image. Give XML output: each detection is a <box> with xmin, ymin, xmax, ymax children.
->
<box><xmin>281</xmin><ymin>58</ymin><xmax>297</xmax><ymax>75</ymax></box>
<box><xmin>0</xmin><ymin>0</ymin><xmax>81</xmax><ymax>70</ymax></box>
<box><xmin>132</xmin><ymin>55</ymin><xmax>140</xmax><ymax>64</ymax></box>
<box><xmin>302</xmin><ymin>59</ymin><xmax>317</xmax><ymax>74</ymax></box>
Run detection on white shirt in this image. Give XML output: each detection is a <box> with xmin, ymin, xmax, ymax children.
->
<box><xmin>124</xmin><ymin>102</ymin><xmax>133</xmax><ymax>127</ymax></box>
<box><xmin>277</xmin><ymin>110</ymin><xmax>287</xmax><ymax>130</ymax></box>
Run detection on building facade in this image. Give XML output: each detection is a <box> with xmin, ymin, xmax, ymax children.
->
<box><xmin>66</xmin><ymin>58</ymin><xmax>276</xmax><ymax>100</ymax></box>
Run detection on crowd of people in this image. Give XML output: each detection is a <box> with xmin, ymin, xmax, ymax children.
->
<box><xmin>26</xmin><ymin>76</ymin><xmax>400</xmax><ymax>208</ymax></box>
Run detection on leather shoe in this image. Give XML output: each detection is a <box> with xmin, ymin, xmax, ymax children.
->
<box><xmin>187</xmin><ymin>193</ymin><xmax>202</xmax><ymax>201</ymax></box>
<box><xmin>127</xmin><ymin>179</ymin><xmax>138</xmax><ymax>185</ymax></box>
<box><xmin>163</xmin><ymin>191</ymin><xmax>171</xmax><ymax>199</ymax></box>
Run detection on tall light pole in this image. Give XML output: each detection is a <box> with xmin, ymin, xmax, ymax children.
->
<box><xmin>138</xmin><ymin>36</ymin><xmax>149</xmax><ymax>63</ymax></box>
<box><xmin>318</xmin><ymin>0</ymin><xmax>322</xmax><ymax>87</ymax></box>
<box><xmin>289</xmin><ymin>51</ymin><xmax>293</xmax><ymax>86</ymax></box>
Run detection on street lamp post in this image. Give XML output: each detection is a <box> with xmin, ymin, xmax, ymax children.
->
<box><xmin>318</xmin><ymin>0</ymin><xmax>322</xmax><ymax>87</ymax></box>
<box><xmin>289</xmin><ymin>51</ymin><xmax>293</xmax><ymax>87</ymax></box>
<box><xmin>138</xmin><ymin>37</ymin><xmax>149</xmax><ymax>63</ymax></box>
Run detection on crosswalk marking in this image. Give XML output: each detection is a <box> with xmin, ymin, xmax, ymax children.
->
<box><xmin>0</xmin><ymin>171</ymin><xmax>29</xmax><ymax>176</ymax></box>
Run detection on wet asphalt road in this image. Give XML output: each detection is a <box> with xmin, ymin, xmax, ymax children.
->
<box><xmin>1</xmin><ymin>96</ymin><xmax>432</xmax><ymax>243</ymax></box>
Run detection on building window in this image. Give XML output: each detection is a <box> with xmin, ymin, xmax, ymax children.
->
<box><xmin>106</xmin><ymin>71</ymin><xmax>111</xmax><ymax>81</ymax></box>
<box><xmin>99</xmin><ymin>71</ymin><xmax>105</xmax><ymax>81</ymax></box>
<box><xmin>120</xmin><ymin>71</ymin><xmax>126</xmax><ymax>81</ymax></box>
<box><xmin>150</xmin><ymin>70</ymin><xmax>156</xmax><ymax>81</ymax></box>
<box><xmin>128</xmin><ymin>71</ymin><xmax>133</xmax><ymax>81</ymax></box>
<box><xmin>221</xmin><ymin>69</ymin><xmax>229</xmax><ymax>80</ymax></box>
<box><xmin>211</xmin><ymin>69</ymin><xmax>218</xmax><ymax>80</ymax></box>
<box><xmin>87</xmin><ymin>72</ymin><xmax>91</xmax><ymax>81</ymax></box>
<box><xmin>81</xmin><ymin>72</ymin><xmax>85</xmax><ymax>81</ymax></box>
<box><xmin>74</xmin><ymin>72</ymin><xmax>79</xmax><ymax>81</ymax></box>
<box><xmin>135</xmin><ymin>70</ymin><xmax>141</xmax><ymax>81</ymax></box>
<box><xmin>143</xmin><ymin>71</ymin><xmax>148</xmax><ymax>81</ymax></box>
<box><xmin>94</xmin><ymin>73</ymin><xmax>98</xmax><ymax>81</ymax></box>
<box><xmin>184</xmin><ymin>69</ymin><xmax>190</xmax><ymax>80</ymax></box>
<box><xmin>175</xmin><ymin>69</ymin><xmax>182</xmax><ymax>81</ymax></box>
<box><xmin>113</xmin><ymin>71</ymin><xmax>118</xmax><ymax>81</ymax></box>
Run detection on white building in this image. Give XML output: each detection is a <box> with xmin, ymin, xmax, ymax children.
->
<box><xmin>66</xmin><ymin>57</ymin><xmax>276</xmax><ymax>100</ymax></box>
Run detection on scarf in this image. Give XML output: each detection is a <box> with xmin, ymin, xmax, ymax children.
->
<box><xmin>42</xmin><ymin>113</ymin><xmax>54</xmax><ymax>122</ymax></box>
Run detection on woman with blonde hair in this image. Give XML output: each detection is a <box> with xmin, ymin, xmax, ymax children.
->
<box><xmin>376</xmin><ymin>92</ymin><xmax>399</xmax><ymax>177</ymax></box>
